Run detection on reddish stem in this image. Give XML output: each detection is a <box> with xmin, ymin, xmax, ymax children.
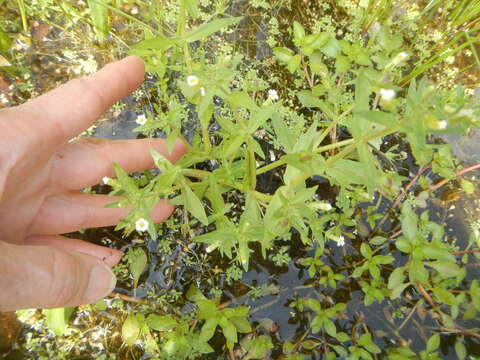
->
<box><xmin>431</xmin><ymin>164</ymin><xmax>480</xmax><ymax>191</ymax></box>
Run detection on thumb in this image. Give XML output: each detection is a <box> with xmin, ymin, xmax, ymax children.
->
<box><xmin>0</xmin><ymin>240</ymin><xmax>116</xmax><ymax>311</ymax></box>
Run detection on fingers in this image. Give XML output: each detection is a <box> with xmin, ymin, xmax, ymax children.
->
<box><xmin>30</xmin><ymin>193</ymin><xmax>175</xmax><ymax>235</ymax></box>
<box><xmin>49</xmin><ymin>137</ymin><xmax>187</xmax><ymax>190</ymax></box>
<box><xmin>0</xmin><ymin>240</ymin><xmax>116</xmax><ymax>311</ymax></box>
<box><xmin>12</xmin><ymin>56</ymin><xmax>145</xmax><ymax>147</ymax></box>
<box><xmin>24</xmin><ymin>235</ymin><xmax>123</xmax><ymax>267</ymax></box>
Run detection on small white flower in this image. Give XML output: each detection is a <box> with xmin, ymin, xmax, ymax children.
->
<box><xmin>379</xmin><ymin>88</ymin><xmax>396</xmax><ymax>101</ymax></box>
<box><xmin>135</xmin><ymin>218</ymin><xmax>149</xmax><ymax>232</ymax></box>
<box><xmin>391</xmin><ymin>51</ymin><xmax>409</xmax><ymax>66</ymax></box>
<box><xmin>187</xmin><ymin>75</ymin><xmax>199</xmax><ymax>87</ymax></box>
<box><xmin>136</xmin><ymin>114</ymin><xmax>147</xmax><ymax>126</ymax></box>
<box><xmin>268</xmin><ymin>89</ymin><xmax>279</xmax><ymax>101</ymax></box>
<box><xmin>200</xmin><ymin>87</ymin><xmax>206</xmax><ymax>96</ymax></box>
<box><xmin>312</xmin><ymin>202</ymin><xmax>332</xmax><ymax>211</ymax></box>
<box><xmin>445</xmin><ymin>56</ymin><xmax>455</xmax><ymax>64</ymax></box>
<box><xmin>337</xmin><ymin>236</ymin><xmax>345</xmax><ymax>247</ymax></box>
<box><xmin>102</xmin><ymin>176</ymin><xmax>111</xmax><ymax>185</ymax></box>
<box><xmin>438</xmin><ymin>120</ymin><xmax>447</xmax><ymax>129</ymax></box>
<box><xmin>0</xmin><ymin>94</ymin><xmax>8</xmax><ymax>105</ymax></box>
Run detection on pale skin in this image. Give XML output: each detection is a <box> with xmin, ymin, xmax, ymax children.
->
<box><xmin>0</xmin><ymin>56</ymin><xmax>187</xmax><ymax>311</ymax></box>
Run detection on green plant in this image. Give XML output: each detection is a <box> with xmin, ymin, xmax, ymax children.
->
<box><xmin>5</xmin><ymin>0</ymin><xmax>480</xmax><ymax>358</ymax></box>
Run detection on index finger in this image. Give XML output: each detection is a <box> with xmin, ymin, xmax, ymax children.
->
<box><xmin>15</xmin><ymin>56</ymin><xmax>145</xmax><ymax>145</ymax></box>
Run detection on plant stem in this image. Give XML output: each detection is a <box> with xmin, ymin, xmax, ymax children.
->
<box><xmin>416</xmin><ymin>281</ymin><xmax>437</xmax><ymax>309</ymax></box>
<box><xmin>257</xmin><ymin>158</ymin><xmax>286</xmax><ymax>175</ymax></box>
<box><xmin>372</xmin><ymin>162</ymin><xmax>432</xmax><ymax>236</ymax></box>
<box><xmin>316</xmin><ymin>138</ymin><xmax>355</xmax><ymax>154</ymax></box>
<box><xmin>256</xmin><ymin>136</ymin><xmax>354</xmax><ymax>176</ymax></box>
<box><xmin>440</xmin><ymin>327</ymin><xmax>480</xmax><ymax>341</ymax></box>
<box><xmin>464</xmin><ymin>32</ymin><xmax>480</xmax><ymax>73</ymax></box>
<box><xmin>247</xmin><ymin>138</ymin><xmax>257</xmax><ymax>190</ymax></box>
<box><xmin>430</xmin><ymin>163</ymin><xmax>480</xmax><ymax>191</ymax></box>
<box><xmin>177</xmin><ymin>0</ymin><xmax>186</xmax><ymax>37</ymax></box>
<box><xmin>451</xmin><ymin>249</ymin><xmax>480</xmax><ymax>255</ymax></box>
<box><xmin>17</xmin><ymin>0</ymin><xmax>27</xmax><ymax>32</ymax></box>
<box><xmin>301</xmin><ymin>53</ymin><xmax>313</xmax><ymax>88</ymax></box>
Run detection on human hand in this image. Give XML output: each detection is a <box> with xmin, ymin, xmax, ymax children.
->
<box><xmin>0</xmin><ymin>56</ymin><xmax>186</xmax><ymax>311</ymax></box>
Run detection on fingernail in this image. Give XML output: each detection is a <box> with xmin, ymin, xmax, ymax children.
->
<box><xmin>85</xmin><ymin>263</ymin><xmax>117</xmax><ymax>304</ymax></box>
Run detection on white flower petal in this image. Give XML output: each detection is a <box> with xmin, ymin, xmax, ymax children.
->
<box><xmin>136</xmin><ymin>114</ymin><xmax>147</xmax><ymax>125</ymax></box>
<box><xmin>135</xmin><ymin>218</ymin><xmax>149</xmax><ymax>232</ymax></box>
<box><xmin>379</xmin><ymin>88</ymin><xmax>396</xmax><ymax>101</ymax></box>
<box><xmin>187</xmin><ymin>75</ymin><xmax>199</xmax><ymax>87</ymax></box>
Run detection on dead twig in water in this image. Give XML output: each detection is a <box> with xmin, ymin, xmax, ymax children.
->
<box><xmin>291</xmin><ymin>328</ymin><xmax>310</xmax><ymax>354</ymax></box>
<box><xmin>440</xmin><ymin>327</ymin><xmax>480</xmax><ymax>341</ymax></box>
<box><xmin>416</xmin><ymin>282</ymin><xmax>437</xmax><ymax>309</ymax></box>
<box><xmin>451</xmin><ymin>248</ymin><xmax>480</xmax><ymax>255</ymax></box>
<box><xmin>108</xmin><ymin>292</ymin><xmax>146</xmax><ymax>304</ymax></box>
<box><xmin>301</xmin><ymin>54</ymin><xmax>314</xmax><ymax>88</ymax></box>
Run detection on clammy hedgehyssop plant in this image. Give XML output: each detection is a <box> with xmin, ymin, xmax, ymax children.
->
<box><xmin>5</xmin><ymin>0</ymin><xmax>480</xmax><ymax>359</ymax></box>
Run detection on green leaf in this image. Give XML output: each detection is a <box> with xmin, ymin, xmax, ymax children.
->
<box><xmin>132</xmin><ymin>36</ymin><xmax>179</xmax><ymax>51</ymax></box>
<box><xmin>230</xmin><ymin>316</ymin><xmax>251</xmax><ymax>333</ymax></box>
<box><xmin>460</xmin><ymin>179</ymin><xmax>475</xmax><ymax>194</ymax></box>
<box><xmin>305</xmin><ymin>33</ymin><xmax>330</xmax><ymax>50</ymax></box>
<box><xmin>388</xmin><ymin>267</ymin><xmax>405</xmax><ymax>289</ymax></box>
<box><xmin>197</xmin><ymin>299</ymin><xmax>218</xmax><ymax>319</ymax></box>
<box><xmin>296</xmin><ymin>91</ymin><xmax>335</xmax><ymax>119</ymax></box>
<box><xmin>335</xmin><ymin>55</ymin><xmax>350</xmax><ymax>73</ymax></box>
<box><xmin>249</xmin><ymin>105</ymin><xmax>276</xmax><ymax>133</ymax></box>
<box><xmin>271</xmin><ymin>112</ymin><xmax>294</xmax><ymax>153</ymax></box>
<box><xmin>455</xmin><ymin>338</ymin><xmax>467</xmax><ymax>360</ymax></box>
<box><xmin>320</xmin><ymin>37</ymin><xmax>341</xmax><ymax>58</ymax></box>
<box><xmin>182</xmin><ymin>183</ymin><xmax>208</xmax><ymax>225</ymax></box>
<box><xmin>358</xmin><ymin>333</ymin><xmax>381</xmax><ymax>354</ymax></box>
<box><xmin>273</xmin><ymin>47</ymin><xmax>294</xmax><ymax>63</ymax></box>
<box><xmin>43</xmin><ymin>307</ymin><xmax>75</xmax><ymax>336</ymax></box>
<box><xmin>129</xmin><ymin>248</ymin><xmax>147</xmax><ymax>288</ymax></box>
<box><xmin>390</xmin><ymin>283</ymin><xmax>410</xmax><ymax>299</ymax></box>
<box><xmin>471</xmin><ymin>280</ymin><xmax>480</xmax><ymax>311</ymax></box>
<box><xmin>113</xmin><ymin>163</ymin><xmax>138</xmax><ymax>194</ymax></box>
<box><xmin>357</xmin><ymin>110</ymin><xmax>399</xmax><ymax>129</ymax></box>
<box><xmin>185</xmin><ymin>0</ymin><xmax>199</xmax><ymax>18</ymax></box>
<box><xmin>287</xmin><ymin>54</ymin><xmax>301</xmax><ymax>73</ymax></box>
<box><xmin>199</xmin><ymin>317</ymin><xmax>218</xmax><ymax>342</ymax></box>
<box><xmin>409</xmin><ymin>260</ymin><xmax>429</xmax><ymax>284</ymax></box>
<box><xmin>222</xmin><ymin>134</ymin><xmax>247</xmax><ymax>159</ymax></box>
<box><xmin>432</xmin><ymin>287</ymin><xmax>458</xmax><ymax>306</ymax></box>
<box><xmin>186</xmin><ymin>17</ymin><xmax>242</xmax><ymax>43</ymax></box>
<box><xmin>293</xmin><ymin>21</ymin><xmax>305</xmax><ymax>42</ymax></box>
<box><xmin>336</xmin><ymin>332</ymin><xmax>350</xmax><ymax>342</ymax></box>
<box><xmin>324</xmin><ymin>319</ymin><xmax>337</xmax><ymax>337</ymax></box>
<box><xmin>87</xmin><ymin>0</ymin><xmax>109</xmax><ymax>41</ymax></box>
<box><xmin>428</xmin><ymin>261</ymin><xmax>462</xmax><ymax>278</ymax></box>
<box><xmin>186</xmin><ymin>284</ymin><xmax>207</xmax><ymax>302</ymax></box>
<box><xmin>227</xmin><ymin>91</ymin><xmax>258</xmax><ymax>111</ymax></box>
<box><xmin>0</xmin><ymin>27</ymin><xmax>12</xmax><ymax>55</ymax></box>
<box><xmin>401</xmin><ymin>203</ymin><xmax>418</xmax><ymax>241</ymax></box>
<box><xmin>146</xmin><ymin>315</ymin><xmax>177</xmax><ymax>331</ymax></box>
<box><xmin>360</xmin><ymin>243</ymin><xmax>372</xmax><ymax>258</ymax></box>
<box><xmin>122</xmin><ymin>313</ymin><xmax>141</xmax><ymax>346</ymax></box>
<box><xmin>426</xmin><ymin>333</ymin><xmax>440</xmax><ymax>353</ymax></box>
<box><xmin>219</xmin><ymin>317</ymin><xmax>238</xmax><ymax>347</ymax></box>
